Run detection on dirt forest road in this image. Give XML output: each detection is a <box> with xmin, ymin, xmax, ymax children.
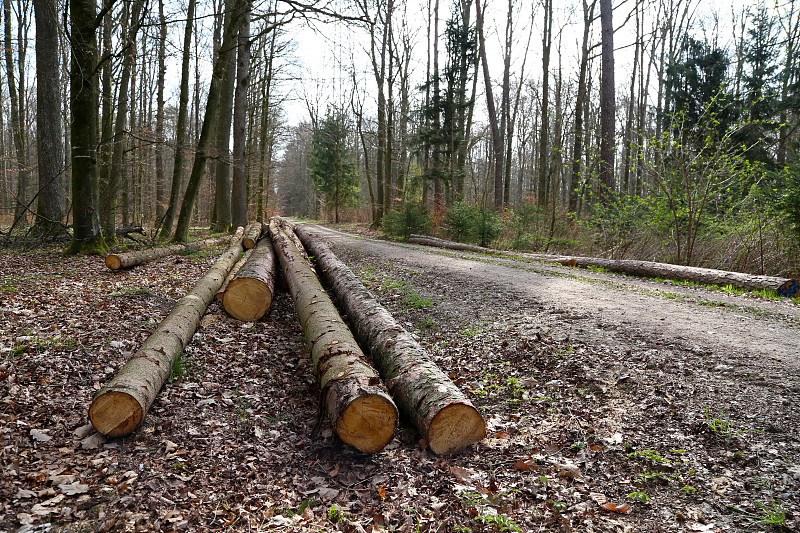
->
<box><xmin>308</xmin><ymin>224</ymin><xmax>800</xmax><ymax>390</ymax></box>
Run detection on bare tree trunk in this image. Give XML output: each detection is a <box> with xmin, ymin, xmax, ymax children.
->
<box><xmin>173</xmin><ymin>0</ymin><xmax>246</xmax><ymax>243</ymax></box>
<box><xmin>100</xmin><ymin>0</ymin><xmax>144</xmax><ymax>243</ymax></box>
<box><xmin>231</xmin><ymin>0</ymin><xmax>252</xmax><ymax>228</ymax></box>
<box><xmin>159</xmin><ymin>0</ymin><xmax>196</xmax><ymax>240</ymax></box>
<box><xmin>32</xmin><ymin>0</ymin><xmax>64</xmax><ymax>238</ymax></box>
<box><xmin>777</xmin><ymin>0</ymin><xmax>799</xmax><ymax>167</ymax></box>
<box><xmin>598</xmin><ymin>0</ymin><xmax>616</xmax><ymax>201</ymax></box>
<box><xmin>65</xmin><ymin>0</ymin><xmax>107</xmax><ymax>255</ymax></box>
<box><xmin>621</xmin><ymin>1</ymin><xmax>640</xmax><ymax>196</ymax></box>
<box><xmin>537</xmin><ymin>0</ymin><xmax>553</xmax><ymax>206</ymax></box>
<box><xmin>256</xmin><ymin>24</ymin><xmax>276</xmax><ymax>223</ymax></box>
<box><xmin>475</xmin><ymin>0</ymin><xmax>504</xmax><ymax>210</ymax></box>
<box><xmin>569</xmin><ymin>0</ymin><xmax>595</xmax><ymax>213</ymax></box>
<box><xmin>432</xmin><ymin>0</ymin><xmax>442</xmax><ymax>211</ymax></box>
<box><xmin>4</xmin><ymin>0</ymin><xmax>29</xmax><ymax>224</ymax></box>
<box><xmin>155</xmin><ymin>0</ymin><xmax>167</xmax><ymax>220</ymax></box>
<box><xmin>212</xmin><ymin>0</ymin><xmax>238</xmax><ymax>232</ymax></box>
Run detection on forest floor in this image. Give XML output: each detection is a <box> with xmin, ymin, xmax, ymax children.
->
<box><xmin>1</xmin><ymin>224</ymin><xmax>799</xmax><ymax>533</ymax></box>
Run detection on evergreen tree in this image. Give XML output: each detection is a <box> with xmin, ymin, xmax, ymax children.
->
<box><xmin>664</xmin><ymin>38</ymin><xmax>734</xmax><ymax>149</ymax></box>
<box><xmin>738</xmin><ymin>5</ymin><xmax>780</xmax><ymax>167</ymax></box>
<box><xmin>309</xmin><ymin>109</ymin><xmax>360</xmax><ymax>223</ymax></box>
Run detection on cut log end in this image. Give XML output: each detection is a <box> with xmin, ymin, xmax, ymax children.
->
<box><xmin>335</xmin><ymin>394</ymin><xmax>398</xmax><ymax>453</ymax></box>
<box><xmin>89</xmin><ymin>390</ymin><xmax>143</xmax><ymax>437</ymax></box>
<box><xmin>105</xmin><ymin>254</ymin><xmax>122</xmax><ymax>270</ymax></box>
<box><xmin>222</xmin><ymin>278</ymin><xmax>274</xmax><ymax>322</ymax></box>
<box><xmin>427</xmin><ymin>403</ymin><xmax>486</xmax><ymax>455</ymax></box>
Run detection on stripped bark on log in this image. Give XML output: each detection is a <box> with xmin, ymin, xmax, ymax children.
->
<box><xmin>408</xmin><ymin>235</ymin><xmax>799</xmax><ymax>296</ymax></box>
<box><xmin>296</xmin><ymin>225</ymin><xmax>486</xmax><ymax>454</ymax></box>
<box><xmin>222</xmin><ymin>236</ymin><xmax>277</xmax><ymax>321</ymax></box>
<box><xmin>242</xmin><ymin>222</ymin><xmax>263</xmax><ymax>249</ymax></box>
<box><xmin>268</xmin><ymin>218</ymin><xmax>398</xmax><ymax>453</ymax></box>
<box><xmin>89</xmin><ymin>228</ymin><xmax>245</xmax><ymax>437</ymax></box>
<box><xmin>105</xmin><ymin>233</ymin><xmax>237</xmax><ymax>270</ymax></box>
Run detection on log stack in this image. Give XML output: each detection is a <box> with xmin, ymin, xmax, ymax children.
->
<box><xmin>295</xmin><ymin>224</ymin><xmax>486</xmax><ymax>454</ymax></box>
<box><xmin>268</xmin><ymin>218</ymin><xmax>398</xmax><ymax>453</ymax></box>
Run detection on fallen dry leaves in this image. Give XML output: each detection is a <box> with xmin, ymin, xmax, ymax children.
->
<box><xmin>0</xmin><ymin>237</ymin><xmax>798</xmax><ymax>532</ymax></box>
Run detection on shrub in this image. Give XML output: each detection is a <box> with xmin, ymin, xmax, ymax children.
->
<box><xmin>382</xmin><ymin>202</ymin><xmax>431</xmax><ymax>240</ymax></box>
<box><xmin>443</xmin><ymin>202</ymin><xmax>477</xmax><ymax>242</ymax></box>
<box><xmin>472</xmin><ymin>207</ymin><xmax>504</xmax><ymax>247</ymax></box>
<box><xmin>443</xmin><ymin>202</ymin><xmax>503</xmax><ymax>247</ymax></box>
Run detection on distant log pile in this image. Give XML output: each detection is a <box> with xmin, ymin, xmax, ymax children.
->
<box><xmin>408</xmin><ymin>234</ymin><xmax>800</xmax><ymax>297</ymax></box>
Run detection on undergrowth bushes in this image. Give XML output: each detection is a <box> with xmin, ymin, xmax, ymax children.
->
<box><xmin>379</xmin><ymin>189</ymin><xmax>799</xmax><ymax>278</ymax></box>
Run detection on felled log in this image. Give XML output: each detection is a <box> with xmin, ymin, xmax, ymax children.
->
<box><xmin>242</xmin><ymin>222</ymin><xmax>263</xmax><ymax>249</ymax></box>
<box><xmin>296</xmin><ymin>225</ymin><xmax>486</xmax><ymax>454</ymax></box>
<box><xmin>409</xmin><ymin>234</ymin><xmax>505</xmax><ymax>256</ymax></box>
<box><xmin>105</xmin><ymin>232</ymin><xmax>237</xmax><ymax>270</ymax></box>
<box><xmin>89</xmin><ymin>228</ymin><xmax>245</xmax><ymax>437</ymax></box>
<box><xmin>558</xmin><ymin>256</ymin><xmax>800</xmax><ymax>295</ymax></box>
<box><xmin>222</xmin><ymin>237</ymin><xmax>277</xmax><ymax>321</ymax></box>
<box><xmin>408</xmin><ymin>234</ymin><xmax>799</xmax><ymax>296</ymax></box>
<box><xmin>215</xmin><ymin>248</ymin><xmax>253</xmax><ymax>301</ymax></box>
<box><xmin>268</xmin><ymin>218</ymin><xmax>398</xmax><ymax>453</ymax></box>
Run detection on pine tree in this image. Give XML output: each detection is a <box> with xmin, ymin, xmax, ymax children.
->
<box><xmin>308</xmin><ymin>109</ymin><xmax>360</xmax><ymax>223</ymax></box>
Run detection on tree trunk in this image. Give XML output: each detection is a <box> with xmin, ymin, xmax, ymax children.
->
<box><xmin>537</xmin><ymin>0</ymin><xmax>553</xmax><ymax>206</ymax></box>
<box><xmin>212</xmin><ymin>0</ymin><xmax>238</xmax><ymax>233</ymax></box>
<box><xmin>598</xmin><ymin>0</ymin><xmax>616</xmax><ymax>200</ymax></box>
<box><xmin>295</xmin><ymin>224</ymin><xmax>485</xmax><ymax>454</ymax></box>
<box><xmin>32</xmin><ymin>0</ymin><xmax>65</xmax><ymax>239</ymax></box>
<box><xmin>267</xmin><ymin>218</ymin><xmax>398</xmax><ymax>453</ymax></box>
<box><xmin>105</xmin><ymin>233</ymin><xmax>238</xmax><ymax>270</ymax></box>
<box><xmin>173</xmin><ymin>0</ymin><xmax>245</xmax><ymax>243</ymax></box>
<box><xmin>569</xmin><ymin>0</ymin><xmax>595</xmax><ymax>213</ymax></box>
<box><xmin>89</xmin><ymin>227</ymin><xmax>246</xmax><ymax>437</ymax></box>
<box><xmin>5</xmin><ymin>0</ymin><xmax>29</xmax><ymax>224</ymax></box>
<box><xmin>231</xmin><ymin>0</ymin><xmax>251</xmax><ymax>228</ymax></box>
<box><xmin>222</xmin><ymin>235</ymin><xmax>277</xmax><ymax>321</ymax></box>
<box><xmin>65</xmin><ymin>0</ymin><xmax>108</xmax><ymax>255</ymax></box>
<box><xmin>475</xmin><ymin>0</ymin><xmax>504</xmax><ymax>210</ymax></box>
<box><xmin>159</xmin><ymin>0</ymin><xmax>196</xmax><ymax>241</ymax></box>
<box><xmin>103</xmin><ymin>0</ymin><xmax>145</xmax><ymax>242</ymax></box>
<box><xmin>155</xmin><ymin>0</ymin><xmax>167</xmax><ymax>220</ymax></box>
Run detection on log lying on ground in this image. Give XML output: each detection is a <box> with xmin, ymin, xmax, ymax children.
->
<box><xmin>296</xmin><ymin>225</ymin><xmax>486</xmax><ymax>454</ymax></box>
<box><xmin>89</xmin><ymin>228</ymin><xmax>245</xmax><ymax>437</ymax></box>
<box><xmin>408</xmin><ymin>234</ymin><xmax>799</xmax><ymax>296</ymax></box>
<box><xmin>242</xmin><ymin>222</ymin><xmax>263</xmax><ymax>249</ymax></box>
<box><xmin>215</xmin><ymin>248</ymin><xmax>254</xmax><ymax>300</ymax></box>
<box><xmin>105</xmin><ymin>232</ymin><xmax>239</xmax><ymax>270</ymax></box>
<box><xmin>222</xmin><ymin>236</ymin><xmax>278</xmax><ymax>321</ymax></box>
<box><xmin>409</xmin><ymin>234</ymin><xmax>505</xmax><ymax>256</ymax></box>
<box><xmin>268</xmin><ymin>218</ymin><xmax>398</xmax><ymax>453</ymax></box>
